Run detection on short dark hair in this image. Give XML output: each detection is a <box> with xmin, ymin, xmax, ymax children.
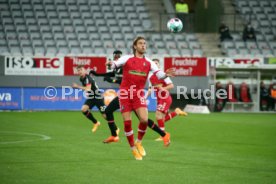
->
<box><xmin>113</xmin><ymin>50</ymin><xmax>122</xmax><ymax>55</ymax></box>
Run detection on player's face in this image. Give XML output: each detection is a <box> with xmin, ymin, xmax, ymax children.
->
<box><xmin>77</xmin><ymin>67</ymin><xmax>86</xmax><ymax>77</ymax></box>
<box><xmin>135</xmin><ymin>39</ymin><xmax>146</xmax><ymax>54</ymax></box>
<box><xmin>113</xmin><ymin>54</ymin><xmax>121</xmax><ymax>61</ymax></box>
<box><xmin>154</xmin><ymin>60</ymin><xmax>160</xmax><ymax>69</ymax></box>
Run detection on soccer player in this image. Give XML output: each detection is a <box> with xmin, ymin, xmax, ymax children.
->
<box><xmin>72</xmin><ymin>65</ymin><xmax>106</xmax><ymax>133</ymax></box>
<box><xmin>92</xmin><ymin>50</ymin><xmax>169</xmax><ymax>144</ymax></box>
<box><xmin>107</xmin><ymin>36</ymin><xmax>175</xmax><ymax>160</ymax></box>
<box><xmin>146</xmin><ymin>58</ymin><xmax>187</xmax><ymax>141</ymax></box>
<box><xmin>89</xmin><ymin>50</ymin><xmax>123</xmax><ymax>143</ymax></box>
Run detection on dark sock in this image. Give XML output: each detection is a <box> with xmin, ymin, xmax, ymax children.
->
<box><xmin>106</xmin><ymin>112</ymin><xmax>118</xmax><ymax>136</ymax></box>
<box><xmin>108</xmin><ymin>121</ymin><xmax>118</xmax><ymax>136</ymax></box>
<box><xmin>147</xmin><ymin>119</ymin><xmax>166</xmax><ymax>137</ymax></box>
<box><xmin>106</xmin><ymin>112</ymin><xmax>118</xmax><ymax>129</ymax></box>
<box><xmin>82</xmin><ymin>110</ymin><xmax>97</xmax><ymax>124</ymax></box>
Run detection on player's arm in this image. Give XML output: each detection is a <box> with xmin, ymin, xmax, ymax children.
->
<box><xmin>160</xmin><ymin>83</ymin><xmax>174</xmax><ymax>91</ymax></box>
<box><xmin>104</xmin><ymin>77</ymin><xmax>122</xmax><ymax>84</ymax></box>
<box><xmin>145</xmin><ymin>86</ymin><xmax>152</xmax><ymax>99</ymax></box>
<box><xmin>149</xmin><ymin>59</ymin><xmax>175</xmax><ymax>79</ymax></box>
<box><xmin>106</xmin><ymin>55</ymin><xmax>131</xmax><ymax>69</ymax></box>
<box><xmin>114</xmin><ymin>78</ymin><xmax>122</xmax><ymax>84</ymax></box>
<box><xmin>72</xmin><ymin>83</ymin><xmax>91</xmax><ymax>91</ymax></box>
<box><xmin>160</xmin><ymin>78</ymin><xmax>174</xmax><ymax>91</ymax></box>
<box><xmin>89</xmin><ymin>70</ymin><xmax>115</xmax><ymax>77</ymax></box>
<box><xmin>103</xmin><ymin>76</ymin><xmax>121</xmax><ymax>84</ymax></box>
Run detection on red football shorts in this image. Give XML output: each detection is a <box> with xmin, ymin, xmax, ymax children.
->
<box><xmin>118</xmin><ymin>90</ymin><xmax>147</xmax><ymax>113</ymax></box>
<box><xmin>156</xmin><ymin>95</ymin><xmax>172</xmax><ymax>114</ymax></box>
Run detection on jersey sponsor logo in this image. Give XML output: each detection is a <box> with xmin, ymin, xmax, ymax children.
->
<box><xmin>129</xmin><ymin>70</ymin><xmax>147</xmax><ymax>76</ymax></box>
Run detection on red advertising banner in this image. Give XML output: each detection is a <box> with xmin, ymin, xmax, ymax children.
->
<box><xmin>64</xmin><ymin>56</ymin><xmax>107</xmax><ymax>75</ymax></box>
<box><xmin>164</xmin><ymin>57</ymin><xmax>208</xmax><ymax>76</ymax></box>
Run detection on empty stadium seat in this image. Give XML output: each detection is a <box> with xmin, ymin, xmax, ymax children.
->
<box><xmin>192</xmin><ymin>49</ymin><xmax>203</xmax><ymax>57</ymax></box>
<box><xmin>169</xmin><ymin>49</ymin><xmax>181</xmax><ymax>56</ymax></box>
<box><xmin>230</xmin><ymin>0</ymin><xmax>276</xmax><ymax>57</ymax></box>
<box><xmin>0</xmin><ymin>0</ymin><xmax>202</xmax><ymax>57</ymax></box>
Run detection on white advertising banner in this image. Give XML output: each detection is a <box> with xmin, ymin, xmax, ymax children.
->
<box><xmin>208</xmin><ymin>57</ymin><xmax>264</xmax><ymax>68</ymax></box>
<box><xmin>4</xmin><ymin>57</ymin><xmax>64</xmax><ymax>76</ymax></box>
<box><xmin>184</xmin><ymin>105</ymin><xmax>210</xmax><ymax>114</ymax></box>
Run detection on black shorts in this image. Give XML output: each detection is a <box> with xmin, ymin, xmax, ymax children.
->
<box><xmin>84</xmin><ymin>98</ymin><xmax>106</xmax><ymax>114</ymax></box>
<box><xmin>105</xmin><ymin>96</ymin><xmax>120</xmax><ymax>113</ymax></box>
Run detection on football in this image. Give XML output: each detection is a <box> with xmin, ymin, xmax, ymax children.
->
<box><xmin>167</xmin><ymin>18</ymin><xmax>183</xmax><ymax>33</ymax></box>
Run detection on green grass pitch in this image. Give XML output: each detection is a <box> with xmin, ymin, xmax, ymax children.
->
<box><xmin>0</xmin><ymin>112</ymin><xmax>276</xmax><ymax>184</ymax></box>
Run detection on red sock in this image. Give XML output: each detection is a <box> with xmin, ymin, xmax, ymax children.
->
<box><xmin>164</xmin><ymin>112</ymin><xmax>177</xmax><ymax>122</ymax></box>
<box><xmin>157</xmin><ymin>119</ymin><xmax>165</xmax><ymax>131</ymax></box>
<box><xmin>137</xmin><ymin>122</ymin><xmax>147</xmax><ymax>141</ymax></box>
<box><xmin>124</xmin><ymin>120</ymin><xmax>134</xmax><ymax>147</ymax></box>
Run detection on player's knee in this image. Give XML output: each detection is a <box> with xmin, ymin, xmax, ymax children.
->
<box><xmin>139</xmin><ymin>117</ymin><xmax>148</xmax><ymax>123</ymax></box>
<box><xmin>155</xmin><ymin>111</ymin><xmax>163</xmax><ymax>120</ymax></box>
<box><xmin>104</xmin><ymin>107</ymin><xmax>112</xmax><ymax>115</ymax></box>
<box><xmin>81</xmin><ymin>106</ymin><xmax>89</xmax><ymax>112</ymax></box>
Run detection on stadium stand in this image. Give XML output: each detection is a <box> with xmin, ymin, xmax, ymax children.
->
<box><xmin>0</xmin><ymin>0</ymin><xmax>202</xmax><ymax>57</ymax></box>
<box><xmin>220</xmin><ymin>0</ymin><xmax>276</xmax><ymax>57</ymax></box>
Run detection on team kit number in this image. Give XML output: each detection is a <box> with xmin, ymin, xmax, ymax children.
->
<box><xmin>100</xmin><ymin>106</ymin><xmax>106</xmax><ymax>112</ymax></box>
<box><xmin>157</xmin><ymin>102</ymin><xmax>167</xmax><ymax>111</ymax></box>
<box><xmin>140</xmin><ymin>98</ymin><xmax>146</xmax><ymax>105</ymax></box>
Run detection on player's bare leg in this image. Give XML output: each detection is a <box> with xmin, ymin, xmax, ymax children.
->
<box><xmin>81</xmin><ymin>105</ymin><xmax>100</xmax><ymax>133</ymax></box>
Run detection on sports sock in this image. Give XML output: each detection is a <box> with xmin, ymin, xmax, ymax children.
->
<box><xmin>124</xmin><ymin>120</ymin><xmax>134</xmax><ymax>147</ymax></box>
<box><xmin>137</xmin><ymin>122</ymin><xmax>147</xmax><ymax>141</ymax></box>
<box><xmin>157</xmin><ymin>119</ymin><xmax>165</xmax><ymax>131</ymax></box>
<box><xmin>107</xmin><ymin>120</ymin><xmax>118</xmax><ymax>136</ymax></box>
<box><xmin>106</xmin><ymin>112</ymin><xmax>118</xmax><ymax>136</ymax></box>
<box><xmin>82</xmin><ymin>110</ymin><xmax>97</xmax><ymax>124</ymax></box>
<box><xmin>164</xmin><ymin>112</ymin><xmax>177</xmax><ymax>122</ymax></box>
<box><xmin>147</xmin><ymin>119</ymin><xmax>165</xmax><ymax>137</ymax></box>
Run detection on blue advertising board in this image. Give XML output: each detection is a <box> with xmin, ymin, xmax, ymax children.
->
<box><xmin>0</xmin><ymin>87</ymin><xmax>157</xmax><ymax>111</ymax></box>
<box><xmin>0</xmin><ymin>87</ymin><xmax>22</xmax><ymax>110</ymax></box>
<box><xmin>23</xmin><ymin>87</ymin><xmax>85</xmax><ymax>110</ymax></box>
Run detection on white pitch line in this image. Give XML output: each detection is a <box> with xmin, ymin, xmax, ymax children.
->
<box><xmin>0</xmin><ymin>131</ymin><xmax>51</xmax><ymax>144</ymax></box>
